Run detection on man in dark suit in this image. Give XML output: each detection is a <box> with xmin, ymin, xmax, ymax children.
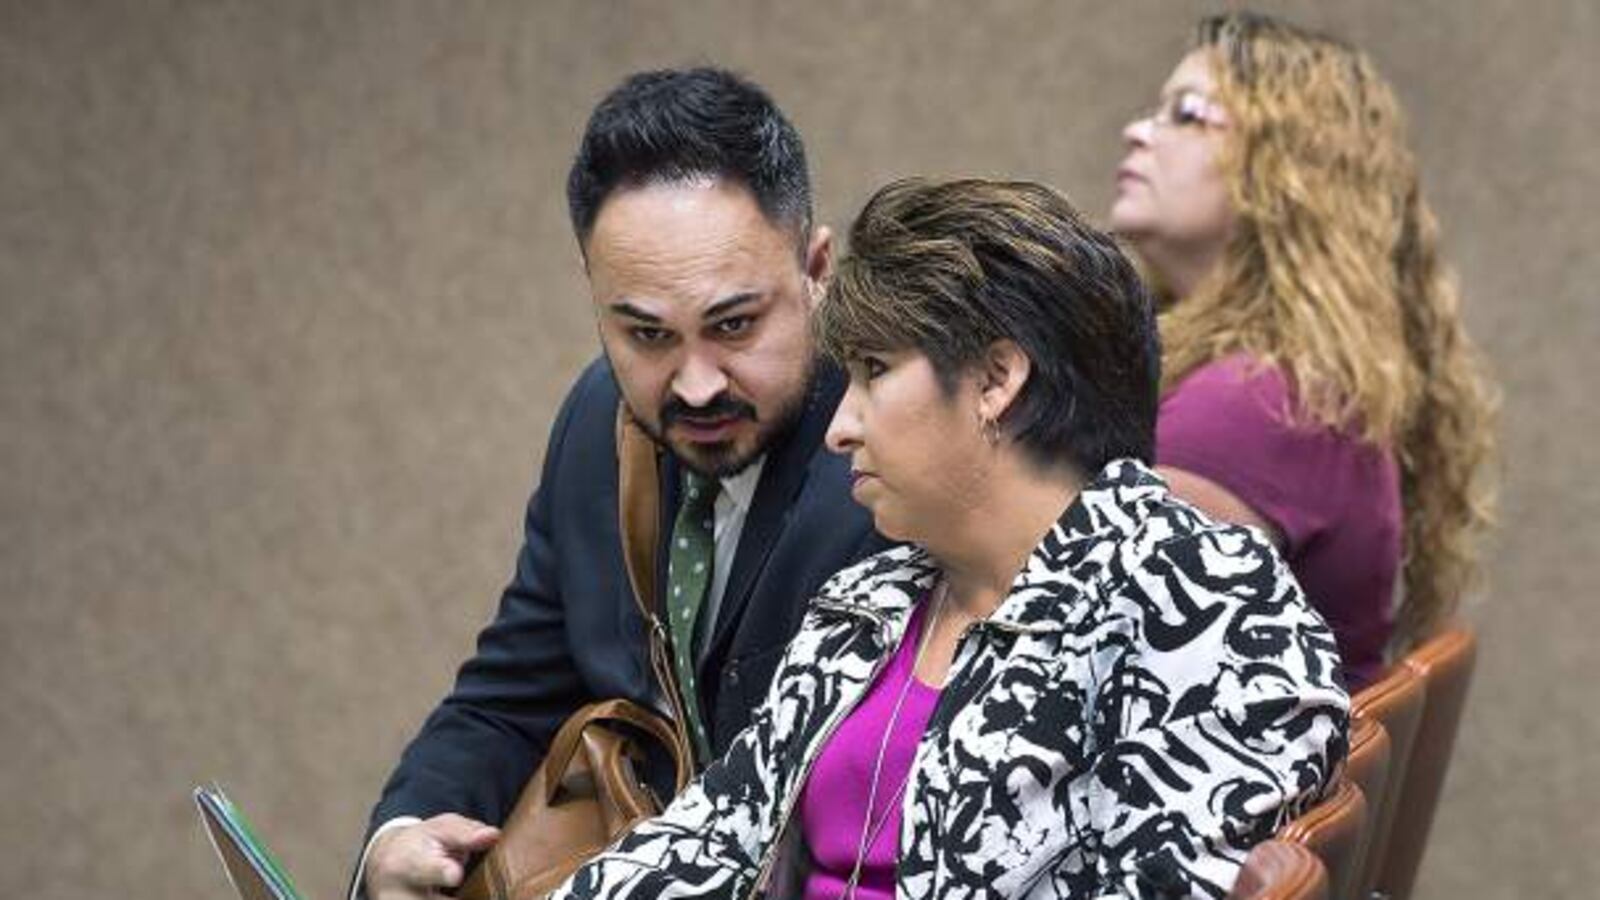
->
<box><xmin>357</xmin><ymin>68</ymin><xmax>883</xmax><ymax>899</ymax></box>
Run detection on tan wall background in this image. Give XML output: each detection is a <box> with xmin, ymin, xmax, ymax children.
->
<box><xmin>3</xmin><ymin>2</ymin><xmax>1594</xmax><ymax>897</ymax></box>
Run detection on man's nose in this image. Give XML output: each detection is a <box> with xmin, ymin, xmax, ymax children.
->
<box><xmin>671</xmin><ymin>349</ymin><xmax>730</xmax><ymax>408</ymax></box>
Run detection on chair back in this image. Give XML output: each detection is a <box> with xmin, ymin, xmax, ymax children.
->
<box><xmin>1343</xmin><ymin>716</ymin><xmax>1391</xmax><ymax>892</ymax></box>
<box><xmin>1278</xmin><ymin>780</ymin><xmax>1368</xmax><ymax>900</ymax></box>
<box><xmin>1229</xmin><ymin>840</ymin><xmax>1329</xmax><ymax>900</ymax></box>
<box><xmin>1349</xmin><ymin>664</ymin><xmax>1423</xmax><ymax>896</ymax></box>
<box><xmin>1374</xmin><ymin>625</ymin><xmax>1477</xmax><ymax>900</ymax></box>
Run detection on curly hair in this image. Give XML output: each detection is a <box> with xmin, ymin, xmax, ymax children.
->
<box><xmin>1160</xmin><ymin>11</ymin><xmax>1497</xmax><ymax>648</ymax></box>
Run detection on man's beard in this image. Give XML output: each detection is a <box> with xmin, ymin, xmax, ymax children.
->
<box><xmin>631</xmin><ymin>383</ymin><xmax>810</xmax><ymax>479</ymax></box>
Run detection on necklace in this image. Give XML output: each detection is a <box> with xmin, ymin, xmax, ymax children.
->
<box><xmin>842</xmin><ymin>579</ymin><xmax>949</xmax><ymax>899</ymax></box>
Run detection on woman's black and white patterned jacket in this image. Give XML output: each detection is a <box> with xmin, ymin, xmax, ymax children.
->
<box><xmin>555</xmin><ymin>459</ymin><xmax>1350</xmax><ymax>899</ymax></box>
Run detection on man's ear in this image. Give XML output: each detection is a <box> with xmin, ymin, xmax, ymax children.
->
<box><xmin>978</xmin><ymin>339</ymin><xmax>1032</xmax><ymax>422</ymax></box>
<box><xmin>802</xmin><ymin>225</ymin><xmax>834</xmax><ymax>310</ymax></box>
<box><xmin>575</xmin><ymin>228</ymin><xmax>593</xmax><ymax>275</ymax></box>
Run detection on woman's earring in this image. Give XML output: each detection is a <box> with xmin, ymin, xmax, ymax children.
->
<box><xmin>980</xmin><ymin>416</ymin><xmax>1001</xmax><ymax>447</ymax></box>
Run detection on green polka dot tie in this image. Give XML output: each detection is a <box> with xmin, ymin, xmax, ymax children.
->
<box><xmin>666</xmin><ymin>469</ymin><xmax>718</xmax><ymax>761</ymax></box>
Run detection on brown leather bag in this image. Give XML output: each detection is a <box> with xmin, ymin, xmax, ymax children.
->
<box><xmin>459</xmin><ymin>406</ymin><xmax>695</xmax><ymax>900</ymax></box>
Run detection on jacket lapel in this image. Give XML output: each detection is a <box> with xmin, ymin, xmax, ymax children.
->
<box><xmin>704</xmin><ymin>364</ymin><xmax>848</xmax><ymax>656</ymax></box>
<box><xmin>982</xmin><ymin>458</ymin><xmax>1166</xmax><ymax>634</ymax></box>
<box><xmin>653</xmin><ymin>453</ymin><xmax>682</xmax><ymax>618</ymax></box>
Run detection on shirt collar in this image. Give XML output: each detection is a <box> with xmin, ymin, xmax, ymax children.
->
<box><xmin>717</xmin><ymin>456</ymin><xmax>765</xmax><ymax>516</ymax></box>
<box><xmin>814</xmin><ymin>459</ymin><xmax>1169</xmax><ymax>631</ymax></box>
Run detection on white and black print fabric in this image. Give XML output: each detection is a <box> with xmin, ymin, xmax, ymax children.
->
<box><xmin>554</xmin><ymin>459</ymin><xmax>1349</xmax><ymax>899</ymax></box>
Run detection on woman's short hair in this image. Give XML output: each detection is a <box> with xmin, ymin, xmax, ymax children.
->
<box><xmin>818</xmin><ymin>177</ymin><xmax>1160</xmax><ymax>474</ymax></box>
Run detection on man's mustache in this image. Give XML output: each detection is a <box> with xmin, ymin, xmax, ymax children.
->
<box><xmin>661</xmin><ymin>394</ymin><xmax>758</xmax><ymax>428</ymax></box>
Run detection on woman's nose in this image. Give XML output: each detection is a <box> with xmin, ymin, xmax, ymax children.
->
<box><xmin>824</xmin><ymin>387</ymin><xmax>863</xmax><ymax>455</ymax></box>
<box><xmin>1122</xmin><ymin>115</ymin><xmax>1153</xmax><ymax>147</ymax></box>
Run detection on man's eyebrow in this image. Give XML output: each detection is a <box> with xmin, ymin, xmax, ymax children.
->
<box><xmin>703</xmin><ymin>292</ymin><xmax>763</xmax><ymax>319</ymax></box>
<box><xmin>607</xmin><ymin>292</ymin><xmax>762</xmax><ymax>324</ymax></box>
<box><xmin>607</xmin><ymin>301</ymin><xmax>661</xmax><ymax>323</ymax></box>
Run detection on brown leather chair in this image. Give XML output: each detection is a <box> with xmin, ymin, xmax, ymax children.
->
<box><xmin>1278</xmin><ymin>780</ymin><xmax>1369</xmax><ymax>900</ymax></box>
<box><xmin>1349</xmin><ymin>664</ymin><xmax>1425</xmax><ymax>897</ymax></box>
<box><xmin>1373</xmin><ymin>625</ymin><xmax>1478</xmax><ymax>900</ymax></box>
<box><xmin>1229</xmin><ymin>840</ymin><xmax>1330</xmax><ymax>900</ymax></box>
<box><xmin>1342</xmin><ymin>716</ymin><xmax>1391</xmax><ymax>894</ymax></box>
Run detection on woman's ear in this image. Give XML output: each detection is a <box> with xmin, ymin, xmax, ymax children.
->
<box><xmin>978</xmin><ymin>339</ymin><xmax>1031</xmax><ymax>422</ymax></box>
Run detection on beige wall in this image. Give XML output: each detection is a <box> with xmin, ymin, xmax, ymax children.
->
<box><xmin>2</xmin><ymin>2</ymin><xmax>1594</xmax><ymax>897</ymax></box>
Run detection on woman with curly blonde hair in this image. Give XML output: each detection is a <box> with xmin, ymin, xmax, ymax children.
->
<box><xmin>1110</xmin><ymin>11</ymin><xmax>1495</xmax><ymax>687</ymax></box>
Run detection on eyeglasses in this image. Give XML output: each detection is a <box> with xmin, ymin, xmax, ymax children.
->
<box><xmin>1140</xmin><ymin>89</ymin><xmax>1229</xmax><ymax>130</ymax></box>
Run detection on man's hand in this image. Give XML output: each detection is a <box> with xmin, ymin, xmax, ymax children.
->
<box><xmin>364</xmin><ymin>814</ymin><xmax>501</xmax><ymax>899</ymax></box>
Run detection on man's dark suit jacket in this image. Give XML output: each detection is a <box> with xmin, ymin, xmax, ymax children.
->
<box><xmin>365</xmin><ymin>357</ymin><xmax>883</xmax><ymax>837</ymax></box>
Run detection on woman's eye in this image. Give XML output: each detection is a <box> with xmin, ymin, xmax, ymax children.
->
<box><xmin>1171</xmin><ymin>92</ymin><xmax>1213</xmax><ymax>126</ymax></box>
<box><xmin>846</xmin><ymin>353</ymin><xmax>889</xmax><ymax>384</ymax></box>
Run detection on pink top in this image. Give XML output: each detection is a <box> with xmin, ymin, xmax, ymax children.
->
<box><xmin>1157</xmin><ymin>355</ymin><xmax>1401</xmax><ymax>688</ymax></box>
<box><xmin>800</xmin><ymin>598</ymin><xmax>941</xmax><ymax>900</ymax></box>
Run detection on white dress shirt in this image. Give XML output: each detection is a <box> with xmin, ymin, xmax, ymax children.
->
<box><xmin>698</xmin><ymin>456</ymin><xmax>764</xmax><ymax>662</ymax></box>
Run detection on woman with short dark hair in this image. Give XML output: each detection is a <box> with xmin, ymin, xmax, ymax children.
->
<box><xmin>556</xmin><ymin>177</ymin><xmax>1347</xmax><ymax>899</ymax></box>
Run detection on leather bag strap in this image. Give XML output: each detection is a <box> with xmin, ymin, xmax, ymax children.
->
<box><xmin>538</xmin><ymin>699</ymin><xmax>692</xmax><ymax>804</ymax></box>
<box><xmin>614</xmin><ymin>404</ymin><xmax>695</xmax><ymax>782</ymax></box>
<box><xmin>616</xmin><ymin>406</ymin><xmax>660</xmax><ymax>615</ymax></box>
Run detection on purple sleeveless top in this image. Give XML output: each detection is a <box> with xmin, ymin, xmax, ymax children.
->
<box><xmin>799</xmin><ymin>598</ymin><xmax>941</xmax><ymax>900</ymax></box>
<box><xmin>1157</xmin><ymin>355</ymin><xmax>1401</xmax><ymax>688</ymax></box>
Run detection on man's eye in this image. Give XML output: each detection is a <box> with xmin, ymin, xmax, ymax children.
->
<box><xmin>631</xmin><ymin>326</ymin><xmax>672</xmax><ymax>345</ymax></box>
<box><xmin>712</xmin><ymin>315</ymin><xmax>754</xmax><ymax>337</ymax></box>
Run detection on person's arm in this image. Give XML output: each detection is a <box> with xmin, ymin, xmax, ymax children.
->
<box><xmin>1156</xmin><ymin>465</ymin><xmax>1284</xmax><ymax>548</ymax></box>
<box><xmin>1083</xmin><ymin>528</ymin><xmax>1349</xmax><ymax>897</ymax></box>
<box><xmin>1155</xmin><ymin>358</ymin><xmax>1328</xmax><ymax>556</ymax></box>
<box><xmin>550</xmin><ymin>600</ymin><xmax>850</xmax><ymax>899</ymax></box>
<box><xmin>548</xmin><ymin>744</ymin><xmax>766</xmax><ymax>899</ymax></box>
<box><xmin>360</xmin><ymin>815</ymin><xmax>500</xmax><ymax>900</ymax></box>
<box><xmin>357</xmin><ymin>364</ymin><xmax>608</xmax><ymax>898</ymax></box>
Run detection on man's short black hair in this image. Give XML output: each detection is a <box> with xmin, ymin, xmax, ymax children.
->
<box><xmin>567</xmin><ymin>67</ymin><xmax>813</xmax><ymax>246</ymax></box>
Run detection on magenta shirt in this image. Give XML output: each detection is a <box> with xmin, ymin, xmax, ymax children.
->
<box><xmin>799</xmin><ymin>599</ymin><xmax>940</xmax><ymax>900</ymax></box>
<box><xmin>1157</xmin><ymin>356</ymin><xmax>1401</xmax><ymax>689</ymax></box>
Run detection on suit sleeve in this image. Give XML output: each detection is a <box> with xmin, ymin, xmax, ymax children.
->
<box><xmin>363</xmin><ymin>367</ymin><xmax>600</xmax><ymax>838</ymax></box>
